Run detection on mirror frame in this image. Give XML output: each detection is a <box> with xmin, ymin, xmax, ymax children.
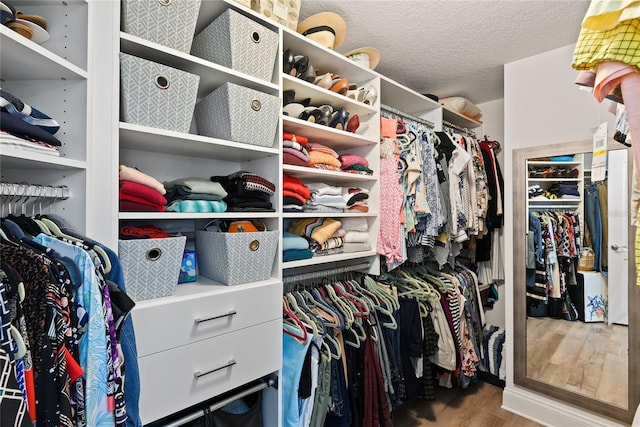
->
<box><xmin>513</xmin><ymin>139</ymin><xmax>640</xmax><ymax>423</ymax></box>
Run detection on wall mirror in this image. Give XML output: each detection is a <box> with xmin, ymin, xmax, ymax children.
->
<box><xmin>513</xmin><ymin>139</ymin><xmax>640</xmax><ymax>423</ymax></box>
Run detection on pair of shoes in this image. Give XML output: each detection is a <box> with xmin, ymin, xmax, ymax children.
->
<box><xmin>1</xmin><ymin>2</ymin><xmax>49</xmax><ymax>43</ymax></box>
<box><xmin>299</xmin><ymin>105</ymin><xmax>333</xmax><ymax>126</ymax></box>
<box><xmin>283</xmin><ymin>50</ymin><xmax>317</xmax><ymax>83</ymax></box>
<box><xmin>313</xmin><ymin>73</ymin><xmax>349</xmax><ymax>96</ymax></box>
<box><xmin>347</xmin><ymin>84</ymin><xmax>377</xmax><ymax>105</ymax></box>
<box><xmin>283</xmin><ymin>89</ymin><xmax>310</xmax><ymax>107</ymax></box>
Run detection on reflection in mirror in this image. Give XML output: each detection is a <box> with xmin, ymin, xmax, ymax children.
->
<box><xmin>514</xmin><ymin>140</ymin><xmax>639</xmax><ymax>424</ymax></box>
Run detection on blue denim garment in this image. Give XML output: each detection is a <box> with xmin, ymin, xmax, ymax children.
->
<box><xmin>528</xmin><ymin>212</ymin><xmax>544</xmax><ymax>264</ymax></box>
<box><xmin>378</xmin><ymin>309</ymin><xmax>404</xmax><ymax>407</ymax></box>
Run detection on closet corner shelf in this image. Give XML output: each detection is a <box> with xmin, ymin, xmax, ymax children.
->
<box><xmin>134</xmin><ymin>277</ymin><xmax>282</xmax><ymax>309</ymax></box>
<box><xmin>0</xmin><ymin>148</ymin><xmax>87</xmax><ymax>170</ymax></box>
<box><xmin>119</xmin><ymin>212</ymin><xmax>280</xmax><ymax>220</ymax></box>
<box><xmin>282</xmin><ymin>27</ymin><xmax>376</xmax><ymax>85</ymax></box>
<box><xmin>378</xmin><ymin>74</ymin><xmax>441</xmax><ymax>115</ymax></box>
<box><xmin>441</xmin><ymin>107</ymin><xmax>482</xmax><ymax>128</ymax></box>
<box><xmin>283</xmin><ymin>212</ymin><xmax>378</xmax><ymax>219</ymax></box>
<box><xmin>282</xmin><ymin>116</ymin><xmax>378</xmax><ymax>149</ymax></box>
<box><xmin>1</xmin><ymin>26</ymin><xmax>88</xmax><ymax>80</ymax></box>
<box><xmin>119</xmin><ymin>122</ymin><xmax>279</xmax><ymax>161</ymax></box>
<box><xmin>282</xmin><ymin>75</ymin><xmax>378</xmax><ymax>117</ymax></box>
<box><xmin>282</xmin><ymin>165</ymin><xmax>377</xmax><ymax>183</ymax></box>
<box><xmin>283</xmin><ymin>250</ymin><xmax>378</xmax><ymax>269</ymax></box>
<box><xmin>119</xmin><ymin>32</ymin><xmax>279</xmax><ymax>98</ymax></box>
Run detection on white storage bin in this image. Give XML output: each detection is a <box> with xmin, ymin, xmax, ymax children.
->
<box><xmin>119</xmin><ymin>236</ymin><xmax>187</xmax><ymax>301</ymax></box>
<box><xmin>120</xmin><ymin>53</ymin><xmax>200</xmax><ymax>133</ymax></box>
<box><xmin>195</xmin><ymin>230</ymin><xmax>278</xmax><ymax>285</ymax></box>
<box><xmin>121</xmin><ymin>0</ymin><xmax>202</xmax><ymax>53</ymax></box>
<box><xmin>194</xmin><ymin>82</ymin><xmax>279</xmax><ymax>147</ymax></box>
<box><xmin>191</xmin><ymin>8</ymin><xmax>279</xmax><ymax>82</ymax></box>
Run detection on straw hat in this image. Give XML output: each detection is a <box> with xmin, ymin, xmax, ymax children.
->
<box><xmin>297</xmin><ymin>12</ymin><xmax>346</xmax><ymax>50</ymax></box>
<box><xmin>344</xmin><ymin>47</ymin><xmax>380</xmax><ymax>70</ymax></box>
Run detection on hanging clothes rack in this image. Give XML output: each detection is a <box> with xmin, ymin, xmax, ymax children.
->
<box><xmin>442</xmin><ymin>119</ymin><xmax>476</xmax><ymax>137</ymax></box>
<box><xmin>163</xmin><ymin>377</ymin><xmax>277</xmax><ymax>427</ymax></box>
<box><xmin>1</xmin><ymin>182</ymin><xmax>69</xmax><ymax>216</ymax></box>
<box><xmin>283</xmin><ymin>261</ymin><xmax>371</xmax><ymax>290</ymax></box>
<box><xmin>381</xmin><ymin>103</ymin><xmax>435</xmax><ymax>129</ymax></box>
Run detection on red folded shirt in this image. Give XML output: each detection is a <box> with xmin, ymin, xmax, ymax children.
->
<box><xmin>283</xmin><ymin>132</ymin><xmax>308</xmax><ymax>146</ymax></box>
<box><xmin>119</xmin><ymin>200</ymin><xmax>166</xmax><ymax>212</ymax></box>
<box><xmin>120</xmin><ymin>180</ymin><xmax>167</xmax><ymax>206</ymax></box>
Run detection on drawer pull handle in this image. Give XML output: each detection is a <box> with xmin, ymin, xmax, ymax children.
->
<box><xmin>194</xmin><ymin>310</ymin><xmax>237</xmax><ymax>324</ymax></box>
<box><xmin>194</xmin><ymin>359</ymin><xmax>236</xmax><ymax>378</ymax></box>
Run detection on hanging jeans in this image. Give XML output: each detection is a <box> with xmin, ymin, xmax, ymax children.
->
<box><xmin>584</xmin><ymin>183</ymin><xmax>603</xmax><ymax>272</ymax></box>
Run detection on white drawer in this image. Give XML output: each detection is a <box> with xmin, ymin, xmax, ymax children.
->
<box><xmin>138</xmin><ymin>319</ymin><xmax>282</xmax><ymax>424</ymax></box>
<box><xmin>132</xmin><ymin>281</ymin><xmax>281</xmax><ymax>357</ymax></box>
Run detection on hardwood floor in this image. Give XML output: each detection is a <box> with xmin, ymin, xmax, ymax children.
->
<box><xmin>526</xmin><ymin>317</ymin><xmax>628</xmax><ymax>407</ymax></box>
<box><xmin>391</xmin><ymin>381</ymin><xmax>542</xmax><ymax>427</ymax></box>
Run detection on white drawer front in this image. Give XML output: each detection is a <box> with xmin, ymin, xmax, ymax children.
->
<box><xmin>132</xmin><ymin>281</ymin><xmax>281</xmax><ymax>356</ymax></box>
<box><xmin>138</xmin><ymin>319</ymin><xmax>282</xmax><ymax>424</ymax></box>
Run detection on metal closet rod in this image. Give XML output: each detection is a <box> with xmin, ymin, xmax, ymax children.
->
<box><xmin>0</xmin><ymin>182</ymin><xmax>69</xmax><ymax>199</ymax></box>
<box><xmin>380</xmin><ymin>103</ymin><xmax>435</xmax><ymax>129</ymax></box>
<box><xmin>163</xmin><ymin>377</ymin><xmax>276</xmax><ymax>427</ymax></box>
<box><xmin>442</xmin><ymin>120</ymin><xmax>476</xmax><ymax>137</ymax></box>
<box><xmin>283</xmin><ymin>261</ymin><xmax>371</xmax><ymax>284</ymax></box>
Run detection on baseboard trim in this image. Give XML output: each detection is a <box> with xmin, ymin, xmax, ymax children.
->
<box><xmin>502</xmin><ymin>386</ymin><xmax>628</xmax><ymax>427</ymax></box>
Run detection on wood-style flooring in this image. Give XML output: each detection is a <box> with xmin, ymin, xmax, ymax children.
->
<box><xmin>526</xmin><ymin>316</ymin><xmax>628</xmax><ymax>408</ymax></box>
<box><xmin>391</xmin><ymin>381</ymin><xmax>542</xmax><ymax>426</ymax></box>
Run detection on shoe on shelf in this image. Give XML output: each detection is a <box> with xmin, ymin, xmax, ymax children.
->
<box><xmin>298</xmin><ymin>63</ymin><xmax>317</xmax><ymax>83</ymax></box>
<box><xmin>283</xmin><ymin>89</ymin><xmax>295</xmax><ymax>106</ymax></box>
<box><xmin>283</xmin><ymin>49</ymin><xmax>295</xmax><ymax>75</ymax></box>
<box><xmin>314</xmin><ymin>72</ymin><xmax>333</xmax><ymax>90</ymax></box>
<box><xmin>283</xmin><ymin>103</ymin><xmax>305</xmax><ymax>118</ymax></box>
<box><xmin>291</xmin><ymin>55</ymin><xmax>309</xmax><ymax>77</ymax></box>
<box><xmin>346</xmin><ymin>114</ymin><xmax>360</xmax><ymax>133</ymax></box>
<box><xmin>330</xmin><ymin>76</ymin><xmax>349</xmax><ymax>96</ymax></box>
<box><xmin>329</xmin><ymin>107</ymin><xmax>349</xmax><ymax>130</ymax></box>
<box><xmin>358</xmin><ymin>84</ymin><xmax>378</xmax><ymax>105</ymax></box>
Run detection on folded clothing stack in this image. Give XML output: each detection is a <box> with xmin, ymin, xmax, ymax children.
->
<box><xmin>305</xmin><ymin>182</ymin><xmax>345</xmax><ymax>213</ymax></box>
<box><xmin>282</xmin><ymin>231</ymin><xmax>313</xmax><ymax>262</ymax></box>
<box><xmin>548</xmin><ymin>182</ymin><xmax>580</xmax><ymax>199</ymax></box>
<box><xmin>283</xmin><ymin>174</ymin><xmax>312</xmax><ymax>212</ymax></box>
<box><xmin>343</xmin><ymin>187</ymin><xmax>369</xmax><ymax>213</ymax></box>
<box><xmin>211</xmin><ymin>171</ymin><xmax>275</xmax><ymax>212</ymax></box>
<box><xmin>1</xmin><ymin>89</ymin><xmax>61</xmax><ymax>156</ymax></box>
<box><xmin>119</xmin><ymin>224</ymin><xmax>170</xmax><ymax>240</ymax></box>
<box><xmin>528</xmin><ymin>185</ymin><xmax>545</xmax><ymax>200</ymax></box>
<box><xmin>119</xmin><ymin>165</ymin><xmax>167</xmax><ymax>212</ymax></box>
<box><xmin>307</xmin><ymin>142</ymin><xmax>341</xmax><ymax>171</ymax></box>
<box><xmin>340</xmin><ymin>217</ymin><xmax>371</xmax><ymax>253</ymax></box>
<box><xmin>288</xmin><ymin>217</ymin><xmax>343</xmax><ymax>255</ymax></box>
<box><xmin>163</xmin><ymin>177</ymin><xmax>228</xmax><ymax>213</ymax></box>
<box><xmin>339</xmin><ymin>153</ymin><xmax>373</xmax><ymax>175</ymax></box>
<box><xmin>283</xmin><ymin>133</ymin><xmax>310</xmax><ymax>167</ymax></box>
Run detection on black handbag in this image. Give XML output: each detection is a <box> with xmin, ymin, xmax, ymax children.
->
<box><xmin>190</xmin><ymin>391</ymin><xmax>263</xmax><ymax>427</ymax></box>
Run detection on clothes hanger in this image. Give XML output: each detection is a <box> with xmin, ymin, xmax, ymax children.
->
<box><xmin>282</xmin><ymin>297</ymin><xmax>308</xmax><ymax>343</ymax></box>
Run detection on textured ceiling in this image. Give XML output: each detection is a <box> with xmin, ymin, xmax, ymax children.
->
<box><xmin>298</xmin><ymin>0</ymin><xmax>591</xmax><ymax>104</ymax></box>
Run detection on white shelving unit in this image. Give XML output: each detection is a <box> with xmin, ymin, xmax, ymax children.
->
<box><xmin>281</xmin><ymin>26</ymin><xmax>381</xmax><ymax>274</ymax></box>
<box><xmin>0</xmin><ymin>1</ymin><xmax>90</xmax><ymax>232</ymax></box>
<box><xmin>526</xmin><ymin>159</ymin><xmax>583</xmax><ymax>211</ymax></box>
<box><xmin>115</xmin><ymin>2</ymin><xmax>283</xmax><ymax>425</ymax></box>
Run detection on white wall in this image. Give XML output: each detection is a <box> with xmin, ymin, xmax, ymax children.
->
<box><xmin>503</xmin><ymin>44</ymin><xmax>623</xmax><ymax>427</ymax></box>
<box><xmin>478</xmin><ymin>99</ymin><xmax>506</xmax><ymax>329</ymax></box>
